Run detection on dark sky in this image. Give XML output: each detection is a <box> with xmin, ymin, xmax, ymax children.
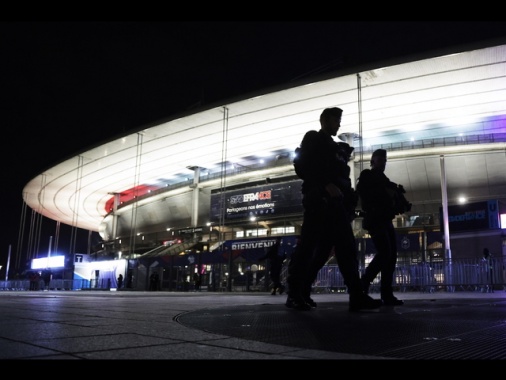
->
<box><xmin>2</xmin><ymin>21</ymin><xmax>506</xmax><ymax>272</ymax></box>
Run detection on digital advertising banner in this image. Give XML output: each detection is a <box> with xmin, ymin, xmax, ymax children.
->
<box><xmin>440</xmin><ymin>200</ymin><xmax>501</xmax><ymax>233</ymax></box>
<box><xmin>209</xmin><ymin>179</ymin><xmax>304</xmax><ymax>223</ymax></box>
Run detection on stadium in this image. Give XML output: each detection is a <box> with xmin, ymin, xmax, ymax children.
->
<box><xmin>13</xmin><ymin>37</ymin><xmax>506</xmax><ymax>292</ymax></box>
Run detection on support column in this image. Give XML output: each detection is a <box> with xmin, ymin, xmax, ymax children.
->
<box><xmin>187</xmin><ymin>166</ymin><xmax>201</xmax><ymax>227</ymax></box>
<box><xmin>440</xmin><ymin>155</ymin><xmax>453</xmax><ymax>291</ymax></box>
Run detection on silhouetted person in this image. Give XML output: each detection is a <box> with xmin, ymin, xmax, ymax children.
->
<box><xmin>356</xmin><ymin>149</ymin><xmax>409</xmax><ymax>306</ymax></box>
<box><xmin>117</xmin><ymin>274</ymin><xmax>124</xmax><ymax>289</ymax></box>
<box><xmin>150</xmin><ymin>272</ymin><xmax>159</xmax><ymax>291</ymax></box>
<box><xmin>285</xmin><ymin>107</ymin><xmax>382</xmax><ymax>311</ymax></box>
<box><xmin>483</xmin><ymin>248</ymin><xmax>494</xmax><ymax>292</ymax></box>
<box><xmin>42</xmin><ymin>270</ymin><xmax>52</xmax><ymax>291</ymax></box>
<box><xmin>193</xmin><ymin>272</ymin><xmax>201</xmax><ymax>291</ymax></box>
<box><xmin>259</xmin><ymin>237</ymin><xmax>286</xmax><ymax>295</ymax></box>
<box><xmin>29</xmin><ymin>271</ymin><xmax>39</xmax><ymax>291</ymax></box>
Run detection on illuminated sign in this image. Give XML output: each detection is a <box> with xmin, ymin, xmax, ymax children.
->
<box><xmin>209</xmin><ymin>180</ymin><xmax>303</xmax><ymax>222</ymax></box>
<box><xmin>31</xmin><ymin>255</ymin><xmax>65</xmax><ymax>269</ymax></box>
<box><xmin>441</xmin><ymin>200</ymin><xmax>501</xmax><ymax>233</ymax></box>
<box><xmin>230</xmin><ymin>190</ymin><xmax>272</xmax><ymax>204</ymax></box>
<box><xmin>231</xmin><ymin>239</ymin><xmax>276</xmax><ymax>250</ymax></box>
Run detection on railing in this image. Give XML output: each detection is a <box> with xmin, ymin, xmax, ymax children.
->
<box><xmin>0</xmin><ymin>279</ymin><xmax>99</xmax><ymax>291</ymax></box>
<box><xmin>311</xmin><ymin>257</ymin><xmax>506</xmax><ymax>294</ymax></box>
<box><xmin>1</xmin><ymin>257</ymin><xmax>504</xmax><ymax>293</ymax></box>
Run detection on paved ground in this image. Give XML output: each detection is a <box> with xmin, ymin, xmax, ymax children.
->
<box><xmin>0</xmin><ymin>289</ymin><xmax>504</xmax><ymax>367</ymax></box>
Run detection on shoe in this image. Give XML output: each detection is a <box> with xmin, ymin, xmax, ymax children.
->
<box><xmin>285</xmin><ymin>296</ymin><xmax>312</xmax><ymax>311</ymax></box>
<box><xmin>361</xmin><ymin>278</ymin><xmax>370</xmax><ymax>294</ymax></box>
<box><xmin>271</xmin><ymin>289</ymin><xmax>276</xmax><ymax>295</ymax></box>
<box><xmin>277</xmin><ymin>286</ymin><xmax>285</xmax><ymax>295</ymax></box>
<box><xmin>349</xmin><ymin>293</ymin><xmax>383</xmax><ymax>312</ymax></box>
<box><xmin>305</xmin><ymin>297</ymin><xmax>317</xmax><ymax>308</ymax></box>
<box><xmin>382</xmin><ymin>296</ymin><xmax>404</xmax><ymax>306</ymax></box>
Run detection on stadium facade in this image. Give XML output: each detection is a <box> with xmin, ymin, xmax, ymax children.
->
<box><xmin>17</xmin><ymin>38</ymin><xmax>506</xmax><ymax>291</ymax></box>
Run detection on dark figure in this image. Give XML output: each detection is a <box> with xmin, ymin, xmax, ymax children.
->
<box><xmin>42</xmin><ymin>270</ymin><xmax>52</xmax><ymax>290</ymax></box>
<box><xmin>117</xmin><ymin>273</ymin><xmax>124</xmax><ymax>289</ymax></box>
<box><xmin>258</xmin><ymin>237</ymin><xmax>286</xmax><ymax>295</ymax></box>
<box><xmin>28</xmin><ymin>271</ymin><xmax>39</xmax><ymax>291</ymax></box>
<box><xmin>149</xmin><ymin>272</ymin><xmax>159</xmax><ymax>291</ymax></box>
<box><xmin>126</xmin><ymin>271</ymin><xmax>133</xmax><ymax>288</ymax></box>
<box><xmin>285</xmin><ymin>107</ymin><xmax>382</xmax><ymax>311</ymax></box>
<box><xmin>301</xmin><ymin>136</ymin><xmax>357</xmax><ymax>306</ymax></box>
<box><xmin>482</xmin><ymin>248</ymin><xmax>494</xmax><ymax>292</ymax></box>
<box><xmin>193</xmin><ymin>272</ymin><xmax>201</xmax><ymax>291</ymax></box>
<box><xmin>356</xmin><ymin>149</ymin><xmax>408</xmax><ymax>306</ymax></box>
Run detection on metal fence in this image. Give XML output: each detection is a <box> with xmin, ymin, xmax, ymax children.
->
<box><xmin>0</xmin><ymin>278</ymin><xmax>109</xmax><ymax>291</ymax></box>
<box><xmin>1</xmin><ymin>257</ymin><xmax>504</xmax><ymax>293</ymax></box>
<box><xmin>312</xmin><ymin>257</ymin><xmax>506</xmax><ymax>294</ymax></box>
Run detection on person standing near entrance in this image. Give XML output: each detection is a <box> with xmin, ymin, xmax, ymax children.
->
<box><xmin>117</xmin><ymin>273</ymin><xmax>124</xmax><ymax>289</ymax></box>
<box><xmin>29</xmin><ymin>271</ymin><xmax>40</xmax><ymax>291</ymax></box>
<box><xmin>193</xmin><ymin>272</ymin><xmax>202</xmax><ymax>291</ymax></box>
<box><xmin>482</xmin><ymin>248</ymin><xmax>494</xmax><ymax>292</ymax></box>
<box><xmin>258</xmin><ymin>236</ymin><xmax>286</xmax><ymax>295</ymax></box>
<box><xmin>356</xmin><ymin>148</ymin><xmax>411</xmax><ymax>306</ymax></box>
<box><xmin>42</xmin><ymin>270</ymin><xmax>52</xmax><ymax>291</ymax></box>
<box><xmin>149</xmin><ymin>272</ymin><xmax>159</xmax><ymax>291</ymax></box>
<box><xmin>285</xmin><ymin>107</ymin><xmax>382</xmax><ymax>311</ymax></box>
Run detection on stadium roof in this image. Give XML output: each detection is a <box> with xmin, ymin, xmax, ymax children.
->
<box><xmin>23</xmin><ymin>38</ymin><xmax>506</xmax><ymax>232</ymax></box>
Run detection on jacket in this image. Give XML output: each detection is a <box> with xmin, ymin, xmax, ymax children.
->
<box><xmin>296</xmin><ymin>129</ymin><xmax>356</xmax><ymax>216</ymax></box>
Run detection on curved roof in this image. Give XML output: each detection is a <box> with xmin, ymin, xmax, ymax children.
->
<box><xmin>23</xmin><ymin>40</ymin><xmax>506</xmax><ymax>232</ymax></box>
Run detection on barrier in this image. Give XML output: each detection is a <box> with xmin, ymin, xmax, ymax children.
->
<box><xmin>1</xmin><ymin>257</ymin><xmax>504</xmax><ymax>292</ymax></box>
<box><xmin>310</xmin><ymin>257</ymin><xmax>505</xmax><ymax>293</ymax></box>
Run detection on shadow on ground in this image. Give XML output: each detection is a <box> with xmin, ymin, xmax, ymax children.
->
<box><xmin>177</xmin><ymin>297</ymin><xmax>506</xmax><ymax>359</ymax></box>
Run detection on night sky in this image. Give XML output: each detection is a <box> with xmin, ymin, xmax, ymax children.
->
<box><xmin>2</xmin><ymin>21</ymin><xmax>506</xmax><ymax>273</ymax></box>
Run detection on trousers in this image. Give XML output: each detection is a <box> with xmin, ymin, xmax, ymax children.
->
<box><xmin>361</xmin><ymin>221</ymin><xmax>397</xmax><ymax>296</ymax></box>
<box><xmin>287</xmin><ymin>197</ymin><xmax>362</xmax><ymax>299</ymax></box>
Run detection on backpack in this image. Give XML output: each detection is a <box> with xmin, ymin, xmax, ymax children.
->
<box><xmin>293</xmin><ymin>130</ymin><xmax>318</xmax><ymax>180</ymax></box>
<box><xmin>389</xmin><ymin>183</ymin><xmax>412</xmax><ymax>215</ymax></box>
<box><xmin>293</xmin><ymin>146</ymin><xmax>307</xmax><ymax>179</ymax></box>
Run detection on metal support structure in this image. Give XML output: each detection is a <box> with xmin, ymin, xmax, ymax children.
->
<box><xmin>217</xmin><ymin>107</ymin><xmax>232</xmax><ymax>292</ymax></box>
<box><xmin>440</xmin><ymin>155</ymin><xmax>453</xmax><ymax>291</ymax></box>
<box><xmin>356</xmin><ymin>73</ymin><xmax>364</xmax><ymax>176</ymax></box>
<box><xmin>128</xmin><ymin>133</ymin><xmax>143</xmax><ymax>256</ymax></box>
<box><xmin>70</xmin><ymin>156</ymin><xmax>84</xmax><ymax>255</ymax></box>
<box><xmin>5</xmin><ymin>245</ymin><xmax>11</xmax><ymax>281</ymax></box>
<box><xmin>187</xmin><ymin>166</ymin><xmax>201</xmax><ymax>227</ymax></box>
